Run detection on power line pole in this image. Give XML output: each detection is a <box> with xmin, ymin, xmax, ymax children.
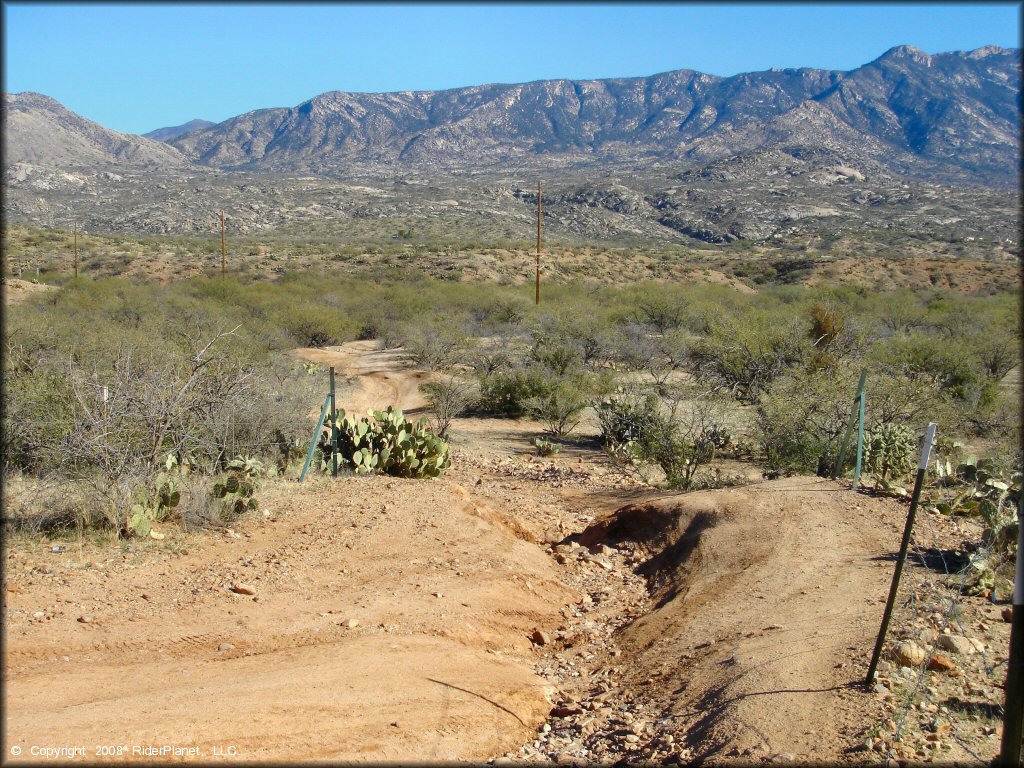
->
<box><xmin>535</xmin><ymin>181</ymin><xmax>542</xmax><ymax>305</ymax></box>
<box><xmin>220</xmin><ymin>211</ymin><xmax>226</xmax><ymax>278</ymax></box>
<box><xmin>73</xmin><ymin>222</ymin><xmax>78</xmax><ymax>278</ymax></box>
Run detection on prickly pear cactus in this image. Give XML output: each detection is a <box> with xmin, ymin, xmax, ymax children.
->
<box><xmin>320</xmin><ymin>405</ymin><xmax>451</xmax><ymax>479</ymax></box>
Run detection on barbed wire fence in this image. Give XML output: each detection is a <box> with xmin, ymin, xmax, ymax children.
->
<box><xmin>865</xmin><ymin>446</ymin><xmax>1017</xmax><ymax>763</ymax></box>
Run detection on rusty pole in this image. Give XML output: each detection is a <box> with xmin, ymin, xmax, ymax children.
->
<box><xmin>220</xmin><ymin>211</ymin><xmax>226</xmax><ymax>278</ymax></box>
<box><xmin>73</xmin><ymin>222</ymin><xmax>78</xmax><ymax>278</ymax></box>
<box><xmin>535</xmin><ymin>181</ymin><xmax>542</xmax><ymax>305</ymax></box>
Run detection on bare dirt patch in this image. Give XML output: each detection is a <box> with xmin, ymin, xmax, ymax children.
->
<box><xmin>4</xmin><ymin>476</ymin><xmax>574</xmax><ymax>762</ymax></box>
<box><xmin>3</xmin><ymin>277</ymin><xmax>56</xmax><ymax>305</ymax></box>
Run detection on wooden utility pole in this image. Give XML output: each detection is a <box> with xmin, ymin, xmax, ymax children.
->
<box><xmin>220</xmin><ymin>211</ymin><xmax>226</xmax><ymax>278</ymax></box>
<box><xmin>73</xmin><ymin>222</ymin><xmax>78</xmax><ymax>278</ymax></box>
<box><xmin>535</xmin><ymin>181</ymin><xmax>542</xmax><ymax>305</ymax></box>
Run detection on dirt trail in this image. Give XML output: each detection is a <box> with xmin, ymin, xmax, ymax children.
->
<box><xmin>5</xmin><ymin>342</ymin><xmax>571</xmax><ymax>762</ymax></box>
<box><xmin>5</xmin><ymin>341</ymin><xmax>915</xmax><ymax>763</ymax></box>
<box><xmin>571</xmin><ymin>477</ymin><xmax>906</xmax><ymax>762</ymax></box>
<box><xmin>288</xmin><ymin>341</ymin><xmax>430</xmax><ymax>414</ymax></box>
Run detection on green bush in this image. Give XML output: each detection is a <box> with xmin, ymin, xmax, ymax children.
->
<box><xmin>689</xmin><ymin>310</ymin><xmax>807</xmax><ymax>403</ymax></box>
<box><xmin>595</xmin><ymin>387</ymin><xmax>661</xmax><ymax>446</ymax></box>
<box><xmin>756</xmin><ymin>369</ymin><xmax>857</xmax><ymax>477</ymax></box>
<box><xmin>476</xmin><ymin>367</ymin><xmax>556</xmax><ymax>416</ymax></box>
<box><xmin>523</xmin><ymin>373</ymin><xmax>598</xmax><ymax>436</ymax></box>
<box><xmin>608</xmin><ymin>398</ymin><xmax>727</xmax><ymax>491</ymax></box>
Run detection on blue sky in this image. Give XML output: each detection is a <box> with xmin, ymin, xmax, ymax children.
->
<box><xmin>3</xmin><ymin>2</ymin><xmax>1020</xmax><ymax>135</ymax></box>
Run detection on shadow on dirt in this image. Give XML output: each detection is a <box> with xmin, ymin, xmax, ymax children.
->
<box><xmin>870</xmin><ymin>546</ymin><xmax>970</xmax><ymax>575</ymax></box>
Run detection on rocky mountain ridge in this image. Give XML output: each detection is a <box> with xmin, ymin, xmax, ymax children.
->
<box><xmin>154</xmin><ymin>44</ymin><xmax>1019</xmax><ymax>185</ymax></box>
<box><xmin>3</xmin><ymin>92</ymin><xmax>188</xmax><ymax>170</ymax></box>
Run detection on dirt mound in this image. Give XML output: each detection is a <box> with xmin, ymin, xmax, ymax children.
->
<box><xmin>577</xmin><ymin>476</ymin><xmax>909</xmax><ymax>762</ymax></box>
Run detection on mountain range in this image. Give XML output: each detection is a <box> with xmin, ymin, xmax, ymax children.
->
<box><xmin>2</xmin><ymin>45</ymin><xmax>1019</xmax><ymax>245</ymax></box>
<box><xmin>5</xmin><ymin>45</ymin><xmax>1021</xmax><ymax>185</ymax></box>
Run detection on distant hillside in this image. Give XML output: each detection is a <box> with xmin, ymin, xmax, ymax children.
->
<box><xmin>2</xmin><ymin>92</ymin><xmax>188</xmax><ymax>170</ymax></box>
<box><xmin>143</xmin><ymin>119</ymin><xmax>216</xmax><ymax>142</ymax></box>
<box><xmin>160</xmin><ymin>45</ymin><xmax>1019</xmax><ymax>185</ymax></box>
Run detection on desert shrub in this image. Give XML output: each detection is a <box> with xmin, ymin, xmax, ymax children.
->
<box><xmin>808</xmin><ymin>302</ymin><xmax>856</xmax><ymax>370</ymax></box>
<box><xmin>468</xmin><ymin>346</ymin><xmax>514</xmax><ymax>381</ymax></box>
<box><xmin>756</xmin><ymin>369</ymin><xmax>861</xmax><ymax>477</ymax></box>
<box><xmin>618</xmin><ymin>283</ymin><xmax>689</xmax><ymax>333</ymax></box>
<box><xmin>872</xmin><ymin>333</ymin><xmax>992</xmax><ymax>405</ymax></box>
<box><xmin>607</xmin><ymin>393</ymin><xmax>728</xmax><ymax>491</ymax></box>
<box><xmin>595</xmin><ymin>387</ymin><xmax>662</xmax><ymax>446</ymax></box>
<box><xmin>2</xmin><ymin>341</ymin><xmax>77</xmax><ymax>472</ymax></box>
<box><xmin>268</xmin><ymin>304</ymin><xmax>355</xmax><ymax>347</ymax></box>
<box><xmin>401</xmin><ymin>322</ymin><xmax>473</xmax><ymax>372</ymax></box>
<box><xmin>690</xmin><ymin>311</ymin><xmax>807</xmax><ymax>403</ymax></box>
<box><xmin>756</xmin><ymin>362</ymin><xmax>945</xmax><ymax>478</ymax></box>
<box><xmin>2</xmin><ymin>278</ymin><xmax>320</xmax><ymax>534</ymax></box>
<box><xmin>523</xmin><ymin>372</ymin><xmax>603</xmax><ymax>436</ymax></box>
<box><xmin>529</xmin><ymin>335</ymin><xmax>584</xmax><ymax>377</ymax></box>
<box><xmin>470</xmin><ymin>295</ymin><xmax>530</xmax><ymax>331</ymax></box>
<box><xmin>476</xmin><ymin>367</ymin><xmax>556</xmax><ymax>416</ymax></box>
<box><xmin>422</xmin><ymin>375</ymin><xmax>478</xmax><ymax>439</ymax></box>
<box><xmin>612</xmin><ymin>325</ymin><xmax>691</xmax><ymax>391</ymax></box>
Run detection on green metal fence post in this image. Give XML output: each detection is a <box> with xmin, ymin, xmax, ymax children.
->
<box><xmin>852</xmin><ymin>384</ymin><xmax>867</xmax><ymax>491</ymax></box>
<box><xmin>299</xmin><ymin>393</ymin><xmax>333</xmax><ymax>483</ymax></box>
<box><xmin>832</xmin><ymin>368</ymin><xmax>867</xmax><ymax>479</ymax></box>
<box><xmin>329</xmin><ymin>367</ymin><xmax>338</xmax><ymax>478</ymax></box>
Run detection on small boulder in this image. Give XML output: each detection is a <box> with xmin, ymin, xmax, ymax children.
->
<box><xmin>531</xmin><ymin>629</ymin><xmax>552</xmax><ymax>646</ymax></box>
<box><xmin>550</xmin><ymin>704</ymin><xmax>582</xmax><ymax>718</ymax></box>
<box><xmin>927</xmin><ymin>654</ymin><xmax>956</xmax><ymax>673</ymax></box>
<box><xmin>892</xmin><ymin>640</ymin><xmax>928</xmax><ymax>667</ymax></box>
<box><xmin>936</xmin><ymin>634</ymin><xmax>983</xmax><ymax>655</ymax></box>
<box><xmin>229</xmin><ymin>582</ymin><xmax>256</xmax><ymax>596</ymax></box>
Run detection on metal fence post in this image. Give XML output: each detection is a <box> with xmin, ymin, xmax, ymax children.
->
<box><xmin>832</xmin><ymin>369</ymin><xmax>867</xmax><ymax>479</ymax></box>
<box><xmin>852</xmin><ymin>384</ymin><xmax>867</xmax><ymax>491</ymax></box>
<box><xmin>329</xmin><ymin>367</ymin><xmax>338</xmax><ymax>478</ymax></box>
<box><xmin>299</xmin><ymin>394</ymin><xmax>333</xmax><ymax>483</ymax></box>
<box><xmin>865</xmin><ymin>422</ymin><xmax>937</xmax><ymax>685</ymax></box>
